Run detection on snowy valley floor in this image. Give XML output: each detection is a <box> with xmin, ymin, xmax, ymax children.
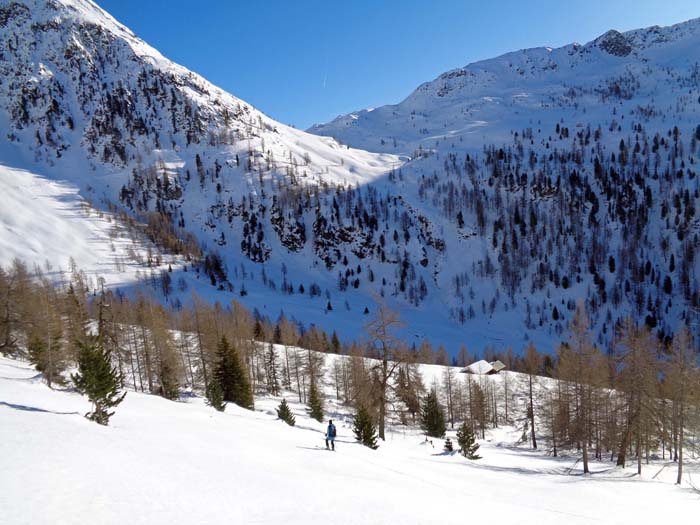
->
<box><xmin>1</xmin><ymin>356</ymin><xmax>698</xmax><ymax>524</ymax></box>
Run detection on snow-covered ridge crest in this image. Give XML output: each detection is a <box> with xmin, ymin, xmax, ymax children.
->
<box><xmin>34</xmin><ymin>0</ymin><xmax>167</xmax><ymax>62</ymax></box>
<box><xmin>310</xmin><ymin>16</ymin><xmax>700</xmax><ymax>139</ymax></box>
<box><xmin>0</xmin><ymin>0</ymin><xmax>396</xmax><ymax>184</ymax></box>
<box><xmin>4</xmin><ymin>1</ymin><xmax>700</xmax><ymax>353</ymax></box>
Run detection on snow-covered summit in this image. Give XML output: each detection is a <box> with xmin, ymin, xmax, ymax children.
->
<box><xmin>309</xmin><ymin>17</ymin><xmax>700</xmax><ymax>154</ymax></box>
<box><xmin>4</xmin><ymin>2</ymin><xmax>700</xmax><ymax>353</ymax></box>
<box><xmin>0</xmin><ymin>0</ymin><xmax>397</xmax><ymax>186</ymax></box>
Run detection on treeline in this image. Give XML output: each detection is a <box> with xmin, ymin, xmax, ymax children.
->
<box><xmin>2</xmin><ymin>260</ymin><xmax>699</xmax><ymax>482</ymax></box>
<box><xmin>521</xmin><ymin>304</ymin><xmax>699</xmax><ymax>484</ymax></box>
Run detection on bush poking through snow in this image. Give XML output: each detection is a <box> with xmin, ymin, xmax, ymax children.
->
<box><xmin>456</xmin><ymin>422</ymin><xmax>481</xmax><ymax>460</ymax></box>
<box><xmin>444</xmin><ymin>437</ymin><xmax>454</xmax><ymax>453</ymax></box>
<box><xmin>205</xmin><ymin>381</ymin><xmax>226</xmax><ymax>412</ymax></box>
<box><xmin>71</xmin><ymin>337</ymin><xmax>126</xmax><ymax>425</ymax></box>
<box><xmin>353</xmin><ymin>405</ymin><xmax>379</xmax><ymax>449</ymax></box>
<box><xmin>276</xmin><ymin>399</ymin><xmax>296</xmax><ymax>426</ymax></box>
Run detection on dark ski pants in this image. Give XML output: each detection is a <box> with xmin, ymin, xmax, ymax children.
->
<box><xmin>326</xmin><ymin>438</ymin><xmax>335</xmax><ymax>450</ymax></box>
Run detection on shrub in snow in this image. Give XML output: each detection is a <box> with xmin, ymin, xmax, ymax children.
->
<box><xmin>276</xmin><ymin>399</ymin><xmax>296</xmax><ymax>426</ymax></box>
<box><xmin>456</xmin><ymin>422</ymin><xmax>481</xmax><ymax>460</ymax></box>
<box><xmin>71</xmin><ymin>337</ymin><xmax>126</xmax><ymax>426</ymax></box>
<box><xmin>353</xmin><ymin>405</ymin><xmax>379</xmax><ymax>449</ymax></box>
<box><xmin>205</xmin><ymin>381</ymin><xmax>226</xmax><ymax>412</ymax></box>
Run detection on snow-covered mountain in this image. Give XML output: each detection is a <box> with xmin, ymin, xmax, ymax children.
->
<box><xmin>0</xmin><ymin>0</ymin><xmax>415</xmax><ymax>341</ymax></box>
<box><xmin>310</xmin><ymin>20</ymin><xmax>700</xmax><ymax>155</ymax></box>
<box><xmin>310</xmin><ymin>19</ymin><xmax>700</xmax><ymax>349</ymax></box>
<box><xmin>3</xmin><ymin>1</ymin><xmax>700</xmax><ymax>353</ymax></box>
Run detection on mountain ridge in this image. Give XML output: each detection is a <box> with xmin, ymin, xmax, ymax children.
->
<box><xmin>309</xmin><ymin>16</ymin><xmax>700</xmax><ymax>155</ymax></box>
<box><xmin>3</xmin><ymin>1</ymin><xmax>700</xmax><ymax>354</ymax></box>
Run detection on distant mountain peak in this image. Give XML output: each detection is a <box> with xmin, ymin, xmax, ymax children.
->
<box><xmin>593</xmin><ymin>29</ymin><xmax>633</xmax><ymax>57</ymax></box>
<box><xmin>4</xmin><ymin>2</ymin><xmax>700</xmax><ymax>353</ymax></box>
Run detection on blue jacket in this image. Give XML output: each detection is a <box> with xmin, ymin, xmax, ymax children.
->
<box><xmin>327</xmin><ymin>423</ymin><xmax>336</xmax><ymax>438</ymax></box>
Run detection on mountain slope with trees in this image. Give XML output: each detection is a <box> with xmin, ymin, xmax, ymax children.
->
<box><xmin>3</xmin><ymin>1</ymin><xmax>700</xmax><ymax>352</ymax></box>
<box><xmin>311</xmin><ymin>18</ymin><xmax>700</xmax><ymax>350</ymax></box>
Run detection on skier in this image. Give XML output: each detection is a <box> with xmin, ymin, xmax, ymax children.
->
<box><xmin>325</xmin><ymin>419</ymin><xmax>337</xmax><ymax>451</ymax></box>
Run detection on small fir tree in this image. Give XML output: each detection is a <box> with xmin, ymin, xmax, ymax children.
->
<box><xmin>444</xmin><ymin>437</ymin><xmax>454</xmax><ymax>453</ymax></box>
<box><xmin>214</xmin><ymin>336</ymin><xmax>254</xmax><ymax>409</ymax></box>
<box><xmin>420</xmin><ymin>389</ymin><xmax>447</xmax><ymax>438</ymax></box>
<box><xmin>205</xmin><ymin>381</ymin><xmax>226</xmax><ymax>412</ymax></box>
<box><xmin>158</xmin><ymin>351</ymin><xmax>181</xmax><ymax>401</ymax></box>
<box><xmin>353</xmin><ymin>405</ymin><xmax>379</xmax><ymax>449</ymax></box>
<box><xmin>266</xmin><ymin>345</ymin><xmax>280</xmax><ymax>395</ymax></box>
<box><xmin>27</xmin><ymin>330</ymin><xmax>66</xmax><ymax>388</ymax></box>
<box><xmin>456</xmin><ymin>422</ymin><xmax>482</xmax><ymax>460</ymax></box>
<box><xmin>276</xmin><ymin>398</ymin><xmax>296</xmax><ymax>426</ymax></box>
<box><xmin>71</xmin><ymin>337</ymin><xmax>126</xmax><ymax>426</ymax></box>
<box><xmin>308</xmin><ymin>380</ymin><xmax>324</xmax><ymax>422</ymax></box>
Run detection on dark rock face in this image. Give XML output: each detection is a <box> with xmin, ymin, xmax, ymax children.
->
<box><xmin>596</xmin><ymin>30</ymin><xmax>633</xmax><ymax>57</ymax></box>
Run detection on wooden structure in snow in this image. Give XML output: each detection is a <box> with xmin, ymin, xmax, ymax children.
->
<box><xmin>462</xmin><ymin>359</ymin><xmax>506</xmax><ymax>375</ymax></box>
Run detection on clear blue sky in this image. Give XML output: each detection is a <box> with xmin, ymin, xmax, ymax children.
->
<box><xmin>98</xmin><ymin>0</ymin><xmax>699</xmax><ymax>129</ymax></box>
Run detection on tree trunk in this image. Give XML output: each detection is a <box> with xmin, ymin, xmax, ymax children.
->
<box><xmin>582</xmin><ymin>424</ymin><xmax>589</xmax><ymax>473</ymax></box>
<box><xmin>529</xmin><ymin>375</ymin><xmax>537</xmax><ymax>449</ymax></box>
<box><xmin>677</xmin><ymin>401</ymin><xmax>684</xmax><ymax>485</ymax></box>
<box><xmin>617</xmin><ymin>425</ymin><xmax>633</xmax><ymax>467</ymax></box>
<box><xmin>193</xmin><ymin>309</ymin><xmax>208</xmax><ymax>390</ymax></box>
<box><xmin>379</xmin><ymin>357</ymin><xmax>388</xmax><ymax>440</ymax></box>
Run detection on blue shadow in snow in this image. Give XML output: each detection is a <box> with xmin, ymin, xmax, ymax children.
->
<box><xmin>0</xmin><ymin>401</ymin><xmax>80</xmax><ymax>416</ymax></box>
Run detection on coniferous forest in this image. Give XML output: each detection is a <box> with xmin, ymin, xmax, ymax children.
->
<box><xmin>2</xmin><ymin>2</ymin><xmax>700</xmax><ymax>522</ymax></box>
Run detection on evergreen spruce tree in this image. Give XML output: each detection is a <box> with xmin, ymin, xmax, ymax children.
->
<box><xmin>71</xmin><ymin>337</ymin><xmax>126</xmax><ymax>426</ymax></box>
<box><xmin>27</xmin><ymin>330</ymin><xmax>66</xmax><ymax>388</ymax></box>
<box><xmin>158</xmin><ymin>351</ymin><xmax>181</xmax><ymax>401</ymax></box>
<box><xmin>276</xmin><ymin>398</ymin><xmax>296</xmax><ymax>426</ymax></box>
<box><xmin>444</xmin><ymin>437</ymin><xmax>454</xmax><ymax>453</ymax></box>
<box><xmin>456</xmin><ymin>422</ymin><xmax>482</xmax><ymax>460</ymax></box>
<box><xmin>307</xmin><ymin>380</ymin><xmax>324</xmax><ymax>422</ymax></box>
<box><xmin>205</xmin><ymin>380</ymin><xmax>226</xmax><ymax>412</ymax></box>
<box><xmin>266</xmin><ymin>344</ymin><xmax>280</xmax><ymax>395</ymax></box>
<box><xmin>214</xmin><ymin>336</ymin><xmax>254</xmax><ymax>409</ymax></box>
<box><xmin>420</xmin><ymin>389</ymin><xmax>447</xmax><ymax>438</ymax></box>
<box><xmin>352</xmin><ymin>405</ymin><xmax>379</xmax><ymax>449</ymax></box>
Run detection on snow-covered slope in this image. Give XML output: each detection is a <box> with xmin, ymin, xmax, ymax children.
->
<box><xmin>3</xmin><ymin>1</ymin><xmax>700</xmax><ymax>353</ymax></box>
<box><xmin>310</xmin><ymin>19</ymin><xmax>700</xmax><ymax>155</ymax></box>
<box><xmin>2</xmin><ymin>355</ymin><xmax>698</xmax><ymax>525</ymax></box>
<box><xmin>310</xmin><ymin>19</ymin><xmax>700</xmax><ymax>349</ymax></box>
<box><xmin>0</xmin><ymin>158</ymin><xmax>181</xmax><ymax>290</ymax></box>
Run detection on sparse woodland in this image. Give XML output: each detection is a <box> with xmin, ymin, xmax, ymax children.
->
<box><xmin>2</xmin><ymin>259</ymin><xmax>699</xmax><ymax>482</ymax></box>
<box><xmin>6</xmin><ymin>1</ymin><xmax>700</xmax><ymax>353</ymax></box>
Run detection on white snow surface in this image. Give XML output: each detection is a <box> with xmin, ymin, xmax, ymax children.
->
<box><xmin>1</xmin><ymin>355</ymin><xmax>698</xmax><ymax>525</ymax></box>
<box><xmin>0</xmin><ymin>160</ymin><xmax>180</xmax><ymax>289</ymax></box>
<box><xmin>310</xmin><ymin>18</ymin><xmax>700</xmax><ymax>156</ymax></box>
<box><xmin>3</xmin><ymin>1</ymin><xmax>700</xmax><ymax>354</ymax></box>
<box><xmin>464</xmin><ymin>359</ymin><xmax>494</xmax><ymax>374</ymax></box>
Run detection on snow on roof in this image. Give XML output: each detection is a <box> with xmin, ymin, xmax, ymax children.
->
<box><xmin>463</xmin><ymin>360</ymin><xmax>494</xmax><ymax>374</ymax></box>
<box><xmin>490</xmin><ymin>360</ymin><xmax>506</xmax><ymax>372</ymax></box>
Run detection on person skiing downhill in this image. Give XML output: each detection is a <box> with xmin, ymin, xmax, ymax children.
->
<box><xmin>325</xmin><ymin>420</ymin><xmax>337</xmax><ymax>451</ymax></box>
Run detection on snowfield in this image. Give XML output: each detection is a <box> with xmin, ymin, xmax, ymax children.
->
<box><xmin>0</xmin><ymin>161</ymin><xmax>181</xmax><ymax>291</ymax></box>
<box><xmin>4</xmin><ymin>0</ymin><xmax>700</xmax><ymax>352</ymax></box>
<box><xmin>1</xmin><ymin>356</ymin><xmax>697</xmax><ymax>525</ymax></box>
